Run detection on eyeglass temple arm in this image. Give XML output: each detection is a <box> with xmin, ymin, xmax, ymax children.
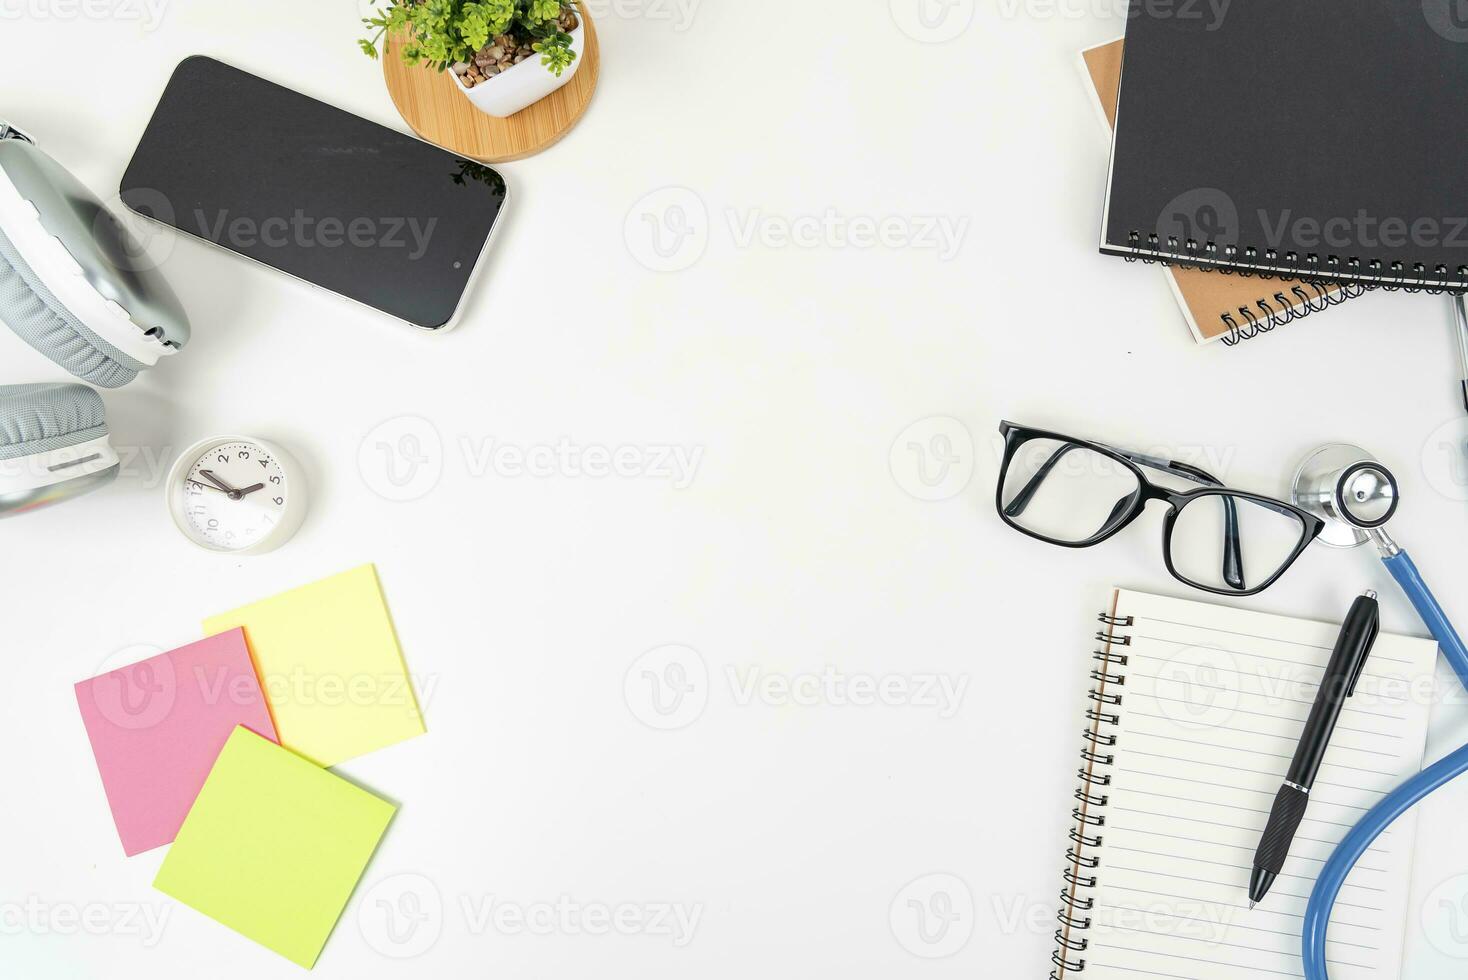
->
<box><xmin>1004</xmin><ymin>445</ymin><xmax>1244</xmax><ymax>591</ymax></box>
<box><xmin>1126</xmin><ymin>452</ymin><xmax>1244</xmax><ymax>591</ymax></box>
<box><xmin>1003</xmin><ymin>443</ymin><xmax>1099</xmax><ymax>517</ymax></box>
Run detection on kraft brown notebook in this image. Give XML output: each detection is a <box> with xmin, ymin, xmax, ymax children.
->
<box><xmin>1080</xmin><ymin>39</ymin><xmax>1359</xmax><ymax>346</ymax></box>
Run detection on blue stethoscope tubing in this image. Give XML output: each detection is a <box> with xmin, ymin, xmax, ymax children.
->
<box><xmin>1303</xmin><ymin>551</ymin><xmax>1468</xmax><ymax>978</ymax></box>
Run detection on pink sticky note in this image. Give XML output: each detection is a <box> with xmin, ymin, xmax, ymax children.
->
<box><xmin>75</xmin><ymin>629</ymin><xmax>278</xmax><ymax>856</ymax></box>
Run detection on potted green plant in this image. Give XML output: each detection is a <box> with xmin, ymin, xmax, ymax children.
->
<box><xmin>361</xmin><ymin>0</ymin><xmax>584</xmax><ymax>118</ymax></box>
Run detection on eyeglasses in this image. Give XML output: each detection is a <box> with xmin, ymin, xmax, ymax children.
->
<box><xmin>995</xmin><ymin>421</ymin><xmax>1325</xmax><ymax>596</ymax></box>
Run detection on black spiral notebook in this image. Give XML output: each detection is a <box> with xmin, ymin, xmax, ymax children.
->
<box><xmin>1101</xmin><ymin>0</ymin><xmax>1468</xmax><ymax>290</ymax></box>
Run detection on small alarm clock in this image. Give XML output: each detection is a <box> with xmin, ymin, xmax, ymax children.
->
<box><xmin>166</xmin><ymin>436</ymin><xmax>307</xmax><ymax>554</ymax></box>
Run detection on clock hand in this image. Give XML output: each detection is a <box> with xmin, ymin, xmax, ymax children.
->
<box><xmin>235</xmin><ymin>483</ymin><xmax>267</xmax><ymax>497</ymax></box>
<box><xmin>198</xmin><ymin>469</ymin><xmax>243</xmax><ymax>500</ymax></box>
<box><xmin>186</xmin><ymin>480</ymin><xmax>227</xmax><ymax>495</ymax></box>
<box><xmin>197</xmin><ymin>469</ymin><xmax>235</xmax><ymax>491</ymax></box>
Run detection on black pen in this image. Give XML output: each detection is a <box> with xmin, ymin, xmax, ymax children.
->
<box><xmin>1249</xmin><ymin>590</ymin><xmax>1381</xmax><ymax>908</ymax></box>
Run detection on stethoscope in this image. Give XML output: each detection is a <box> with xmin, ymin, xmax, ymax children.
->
<box><xmin>1288</xmin><ymin>445</ymin><xmax>1468</xmax><ymax>979</ymax></box>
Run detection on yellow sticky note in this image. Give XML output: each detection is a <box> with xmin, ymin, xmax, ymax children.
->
<box><xmin>204</xmin><ymin>564</ymin><xmax>425</xmax><ymax>767</ymax></box>
<box><xmin>154</xmin><ymin>727</ymin><xmax>395</xmax><ymax>968</ymax></box>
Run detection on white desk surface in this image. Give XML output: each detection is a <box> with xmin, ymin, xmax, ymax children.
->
<box><xmin>5</xmin><ymin>1</ymin><xmax>1468</xmax><ymax>977</ymax></box>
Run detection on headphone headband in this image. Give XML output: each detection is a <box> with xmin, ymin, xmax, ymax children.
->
<box><xmin>0</xmin><ymin>122</ymin><xmax>33</xmax><ymax>144</ymax></box>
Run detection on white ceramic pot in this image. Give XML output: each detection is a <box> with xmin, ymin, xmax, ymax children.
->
<box><xmin>453</xmin><ymin>23</ymin><xmax>585</xmax><ymax>118</ymax></box>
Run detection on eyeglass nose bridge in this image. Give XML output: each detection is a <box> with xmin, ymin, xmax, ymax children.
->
<box><xmin>1010</xmin><ymin>462</ymin><xmax>1187</xmax><ymax>542</ymax></box>
<box><xmin>1110</xmin><ymin>485</ymin><xmax>1246</xmax><ymax>595</ymax></box>
<box><xmin>1099</xmin><ymin>480</ymin><xmax>1179</xmax><ymax>535</ymax></box>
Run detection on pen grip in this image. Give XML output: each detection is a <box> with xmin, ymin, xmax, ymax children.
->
<box><xmin>1254</xmin><ymin>785</ymin><xmax>1309</xmax><ymax>875</ymax></box>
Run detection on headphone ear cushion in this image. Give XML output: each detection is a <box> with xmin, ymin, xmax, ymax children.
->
<box><xmin>0</xmin><ymin>226</ymin><xmax>144</xmax><ymax>389</ymax></box>
<box><xmin>0</xmin><ymin>381</ymin><xmax>109</xmax><ymax>458</ymax></box>
<box><xmin>0</xmin><ymin>381</ymin><xmax>118</xmax><ymax>518</ymax></box>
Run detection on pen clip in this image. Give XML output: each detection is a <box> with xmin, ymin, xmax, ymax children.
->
<box><xmin>1345</xmin><ymin>598</ymin><xmax>1381</xmax><ymax>698</ymax></box>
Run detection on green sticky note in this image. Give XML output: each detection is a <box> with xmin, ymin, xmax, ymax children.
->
<box><xmin>154</xmin><ymin>727</ymin><xmax>396</xmax><ymax>969</ymax></box>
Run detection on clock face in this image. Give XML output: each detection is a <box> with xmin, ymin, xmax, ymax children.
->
<box><xmin>179</xmin><ymin>441</ymin><xmax>291</xmax><ymax>552</ymax></box>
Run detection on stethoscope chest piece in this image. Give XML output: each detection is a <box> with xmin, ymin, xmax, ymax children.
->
<box><xmin>1291</xmin><ymin>444</ymin><xmax>1400</xmax><ymax>549</ymax></box>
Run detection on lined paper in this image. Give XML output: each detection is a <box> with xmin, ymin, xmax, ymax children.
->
<box><xmin>1078</xmin><ymin>590</ymin><xmax>1439</xmax><ymax>980</ymax></box>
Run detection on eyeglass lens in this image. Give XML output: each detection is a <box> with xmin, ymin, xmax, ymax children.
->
<box><xmin>1169</xmin><ymin>494</ymin><xmax>1307</xmax><ymax>593</ymax></box>
<box><xmin>1001</xmin><ymin>438</ymin><xmax>1141</xmax><ymax>543</ymax></box>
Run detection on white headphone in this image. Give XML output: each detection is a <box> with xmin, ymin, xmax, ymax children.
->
<box><xmin>0</xmin><ymin>122</ymin><xmax>189</xmax><ymax>517</ymax></box>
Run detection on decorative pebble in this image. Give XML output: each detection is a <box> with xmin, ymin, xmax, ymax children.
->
<box><xmin>458</xmin><ymin>13</ymin><xmax>577</xmax><ymax>88</ymax></box>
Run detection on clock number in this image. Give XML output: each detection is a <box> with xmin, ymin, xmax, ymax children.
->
<box><xmin>239</xmin><ymin>450</ymin><xmax>250</xmax><ymax>460</ymax></box>
<box><xmin>217</xmin><ymin>453</ymin><xmax>229</xmax><ymax>464</ymax></box>
<box><xmin>273</xmin><ymin>496</ymin><xmax>284</xmax><ymax>506</ymax></box>
<box><xmin>270</xmin><ymin>475</ymin><xmax>282</xmax><ymax>485</ymax></box>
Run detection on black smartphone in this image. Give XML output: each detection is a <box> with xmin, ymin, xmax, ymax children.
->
<box><xmin>120</xmin><ymin>56</ymin><xmax>508</xmax><ymax>331</ymax></box>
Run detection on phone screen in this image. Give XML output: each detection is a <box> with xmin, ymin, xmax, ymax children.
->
<box><xmin>120</xmin><ymin>56</ymin><xmax>507</xmax><ymax>330</ymax></box>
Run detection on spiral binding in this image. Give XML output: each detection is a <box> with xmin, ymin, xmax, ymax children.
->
<box><xmin>1118</xmin><ymin>229</ymin><xmax>1468</xmax><ymax>346</ymax></box>
<box><xmin>1218</xmin><ymin>281</ymin><xmax>1372</xmax><ymax>347</ymax></box>
<box><xmin>1050</xmin><ymin>610</ymin><xmax>1134</xmax><ymax>979</ymax></box>
<box><xmin>1123</xmin><ymin>229</ymin><xmax>1468</xmax><ymax>293</ymax></box>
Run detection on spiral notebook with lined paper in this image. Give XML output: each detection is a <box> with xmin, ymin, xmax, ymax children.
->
<box><xmin>1053</xmin><ymin>589</ymin><xmax>1439</xmax><ymax>980</ymax></box>
<box><xmin>1101</xmin><ymin>0</ymin><xmax>1468</xmax><ymax>291</ymax></box>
